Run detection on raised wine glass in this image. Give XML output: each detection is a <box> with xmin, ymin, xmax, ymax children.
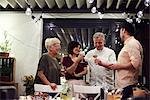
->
<box><xmin>79</xmin><ymin>51</ymin><xmax>85</xmax><ymax>63</ymax></box>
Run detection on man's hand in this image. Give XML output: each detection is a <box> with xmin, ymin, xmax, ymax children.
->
<box><xmin>108</xmin><ymin>63</ymin><xmax>120</xmax><ymax>70</ymax></box>
<box><xmin>95</xmin><ymin>58</ymin><xmax>113</xmax><ymax>69</ymax></box>
<box><xmin>49</xmin><ymin>83</ymin><xmax>57</xmax><ymax>90</ymax></box>
<box><xmin>95</xmin><ymin>58</ymin><xmax>102</xmax><ymax>65</ymax></box>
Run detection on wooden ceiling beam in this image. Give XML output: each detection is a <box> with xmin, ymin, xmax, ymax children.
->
<box><xmin>97</xmin><ymin>0</ymin><xmax>104</xmax><ymax>8</ymax></box>
<box><xmin>65</xmin><ymin>0</ymin><xmax>75</xmax><ymax>9</ymax></box>
<box><xmin>116</xmin><ymin>0</ymin><xmax>123</xmax><ymax>9</ymax></box>
<box><xmin>86</xmin><ymin>0</ymin><xmax>93</xmax><ymax>9</ymax></box>
<box><xmin>25</xmin><ymin>0</ymin><xmax>36</xmax><ymax>9</ymax></box>
<box><xmin>0</xmin><ymin>0</ymin><xmax>8</xmax><ymax>8</ymax></box>
<box><xmin>55</xmin><ymin>0</ymin><xmax>65</xmax><ymax>8</ymax></box>
<box><xmin>6</xmin><ymin>0</ymin><xmax>18</xmax><ymax>8</ymax></box>
<box><xmin>126</xmin><ymin>0</ymin><xmax>132</xmax><ymax>9</ymax></box>
<box><xmin>35</xmin><ymin>0</ymin><xmax>46</xmax><ymax>8</ymax></box>
<box><xmin>106</xmin><ymin>0</ymin><xmax>113</xmax><ymax>9</ymax></box>
<box><xmin>15</xmin><ymin>0</ymin><xmax>26</xmax><ymax>8</ymax></box>
<box><xmin>76</xmin><ymin>0</ymin><xmax>85</xmax><ymax>9</ymax></box>
<box><xmin>45</xmin><ymin>0</ymin><xmax>55</xmax><ymax>8</ymax></box>
<box><xmin>135</xmin><ymin>0</ymin><xmax>141</xmax><ymax>9</ymax></box>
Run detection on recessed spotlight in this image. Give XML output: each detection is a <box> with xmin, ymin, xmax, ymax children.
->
<box><xmin>144</xmin><ymin>0</ymin><xmax>150</xmax><ymax>7</ymax></box>
<box><xmin>126</xmin><ymin>18</ymin><xmax>133</xmax><ymax>23</ymax></box>
<box><xmin>137</xmin><ymin>11</ymin><xmax>143</xmax><ymax>18</ymax></box>
<box><xmin>136</xmin><ymin>18</ymin><xmax>141</xmax><ymax>23</ymax></box>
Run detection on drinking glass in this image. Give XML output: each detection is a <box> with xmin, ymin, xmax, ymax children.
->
<box><xmin>79</xmin><ymin>51</ymin><xmax>85</xmax><ymax>63</ymax></box>
<box><xmin>92</xmin><ymin>50</ymin><xmax>98</xmax><ymax>59</ymax></box>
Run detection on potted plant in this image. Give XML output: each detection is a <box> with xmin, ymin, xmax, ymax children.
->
<box><xmin>23</xmin><ymin>75</ymin><xmax>34</xmax><ymax>95</ymax></box>
<box><xmin>0</xmin><ymin>31</ymin><xmax>12</xmax><ymax>58</ymax></box>
<box><xmin>60</xmin><ymin>82</ymin><xmax>72</xmax><ymax>100</ymax></box>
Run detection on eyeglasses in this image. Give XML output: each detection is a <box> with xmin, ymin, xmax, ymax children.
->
<box><xmin>52</xmin><ymin>43</ymin><xmax>61</xmax><ymax>48</ymax></box>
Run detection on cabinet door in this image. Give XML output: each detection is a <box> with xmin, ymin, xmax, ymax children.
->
<box><xmin>0</xmin><ymin>58</ymin><xmax>15</xmax><ymax>82</ymax></box>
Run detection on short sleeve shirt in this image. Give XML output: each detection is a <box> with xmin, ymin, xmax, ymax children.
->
<box><xmin>34</xmin><ymin>53</ymin><xmax>61</xmax><ymax>85</ymax></box>
<box><xmin>62</xmin><ymin>55</ymin><xmax>88</xmax><ymax>80</ymax></box>
<box><xmin>116</xmin><ymin>36</ymin><xmax>143</xmax><ymax>88</ymax></box>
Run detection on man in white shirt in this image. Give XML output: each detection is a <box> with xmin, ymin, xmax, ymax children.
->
<box><xmin>85</xmin><ymin>32</ymin><xmax>116</xmax><ymax>89</ymax></box>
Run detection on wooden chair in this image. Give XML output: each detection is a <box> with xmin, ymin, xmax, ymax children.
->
<box><xmin>34</xmin><ymin>84</ymin><xmax>62</xmax><ymax>99</ymax></box>
<box><xmin>73</xmin><ymin>85</ymin><xmax>102</xmax><ymax>100</ymax></box>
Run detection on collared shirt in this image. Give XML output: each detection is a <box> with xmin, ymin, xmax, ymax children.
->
<box><xmin>116</xmin><ymin>36</ymin><xmax>143</xmax><ymax>88</ymax></box>
<box><xmin>85</xmin><ymin>47</ymin><xmax>116</xmax><ymax>89</ymax></box>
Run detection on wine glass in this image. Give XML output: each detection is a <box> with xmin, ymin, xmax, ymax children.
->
<box><xmin>92</xmin><ymin>50</ymin><xmax>98</xmax><ymax>59</ymax></box>
<box><xmin>93</xmin><ymin>55</ymin><xmax>98</xmax><ymax>58</ymax></box>
<box><xmin>92</xmin><ymin>51</ymin><xmax>98</xmax><ymax>65</ymax></box>
<box><xmin>79</xmin><ymin>51</ymin><xmax>85</xmax><ymax>63</ymax></box>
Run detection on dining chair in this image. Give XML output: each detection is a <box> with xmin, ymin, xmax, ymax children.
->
<box><xmin>34</xmin><ymin>84</ymin><xmax>62</xmax><ymax>99</ymax></box>
<box><xmin>73</xmin><ymin>85</ymin><xmax>102</xmax><ymax>100</ymax></box>
<box><xmin>0</xmin><ymin>86</ymin><xmax>18</xmax><ymax>99</ymax></box>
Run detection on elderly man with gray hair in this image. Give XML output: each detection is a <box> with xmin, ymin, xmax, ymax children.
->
<box><xmin>85</xmin><ymin>32</ymin><xmax>116</xmax><ymax>89</ymax></box>
<box><xmin>34</xmin><ymin>37</ymin><xmax>61</xmax><ymax>90</ymax></box>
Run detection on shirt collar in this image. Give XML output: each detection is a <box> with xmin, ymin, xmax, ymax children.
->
<box><xmin>124</xmin><ymin>36</ymin><xmax>134</xmax><ymax>45</ymax></box>
<box><xmin>94</xmin><ymin>47</ymin><xmax>104</xmax><ymax>52</ymax></box>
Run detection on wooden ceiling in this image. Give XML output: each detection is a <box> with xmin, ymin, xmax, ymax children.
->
<box><xmin>0</xmin><ymin>0</ymin><xmax>149</xmax><ymax>13</ymax></box>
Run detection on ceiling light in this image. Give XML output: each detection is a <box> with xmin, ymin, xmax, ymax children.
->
<box><xmin>126</xmin><ymin>18</ymin><xmax>133</xmax><ymax>23</ymax></box>
<box><xmin>115</xmin><ymin>24</ymin><xmax>120</xmax><ymax>32</ymax></box>
<box><xmin>91</xmin><ymin>7</ymin><xmax>97</xmax><ymax>13</ymax></box>
<box><xmin>144</xmin><ymin>0</ymin><xmax>150</xmax><ymax>7</ymax></box>
<box><xmin>49</xmin><ymin>23</ymin><xmax>56</xmax><ymax>30</ymax></box>
<box><xmin>136</xmin><ymin>18</ymin><xmax>141</xmax><ymax>23</ymax></box>
<box><xmin>115</xmin><ymin>28</ymin><xmax>119</xmax><ymax>32</ymax></box>
<box><xmin>121</xmin><ymin>12</ymin><xmax>126</xmax><ymax>16</ymax></box>
<box><xmin>49</xmin><ymin>23</ymin><xmax>55</xmax><ymax>27</ymax></box>
<box><xmin>25</xmin><ymin>7</ymin><xmax>32</xmax><ymax>15</ymax></box>
<box><xmin>88</xmin><ymin>0</ymin><xmax>94</xmax><ymax>4</ymax></box>
<box><xmin>137</xmin><ymin>11</ymin><xmax>143</xmax><ymax>18</ymax></box>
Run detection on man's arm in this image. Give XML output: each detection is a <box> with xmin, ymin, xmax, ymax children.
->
<box><xmin>95</xmin><ymin>58</ymin><xmax>134</xmax><ymax>70</ymax></box>
<box><xmin>108</xmin><ymin>62</ymin><xmax>133</xmax><ymax>70</ymax></box>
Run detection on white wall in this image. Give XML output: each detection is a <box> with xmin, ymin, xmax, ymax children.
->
<box><xmin>0</xmin><ymin>12</ymin><xmax>42</xmax><ymax>95</ymax></box>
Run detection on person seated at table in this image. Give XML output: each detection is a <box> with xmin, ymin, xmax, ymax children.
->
<box><xmin>62</xmin><ymin>41</ymin><xmax>88</xmax><ymax>86</ymax></box>
<box><xmin>34</xmin><ymin>37</ymin><xmax>61</xmax><ymax>90</ymax></box>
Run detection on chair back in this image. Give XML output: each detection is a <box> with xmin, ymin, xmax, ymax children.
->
<box><xmin>73</xmin><ymin>85</ymin><xmax>101</xmax><ymax>100</ymax></box>
<box><xmin>34</xmin><ymin>84</ymin><xmax>62</xmax><ymax>99</ymax></box>
<box><xmin>0</xmin><ymin>86</ymin><xmax>18</xmax><ymax>99</ymax></box>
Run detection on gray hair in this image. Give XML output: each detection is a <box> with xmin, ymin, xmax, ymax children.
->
<box><xmin>93</xmin><ymin>32</ymin><xmax>105</xmax><ymax>40</ymax></box>
<box><xmin>45</xmin><ymin>37</ymin><xmax>60</xmax><ymax>50</ymax></box>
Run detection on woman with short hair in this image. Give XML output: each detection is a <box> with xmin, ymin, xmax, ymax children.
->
<box><xmin>34</xmin><ymin>37</ymin><xmax>61</xmax><ymax>90</ymax></box>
